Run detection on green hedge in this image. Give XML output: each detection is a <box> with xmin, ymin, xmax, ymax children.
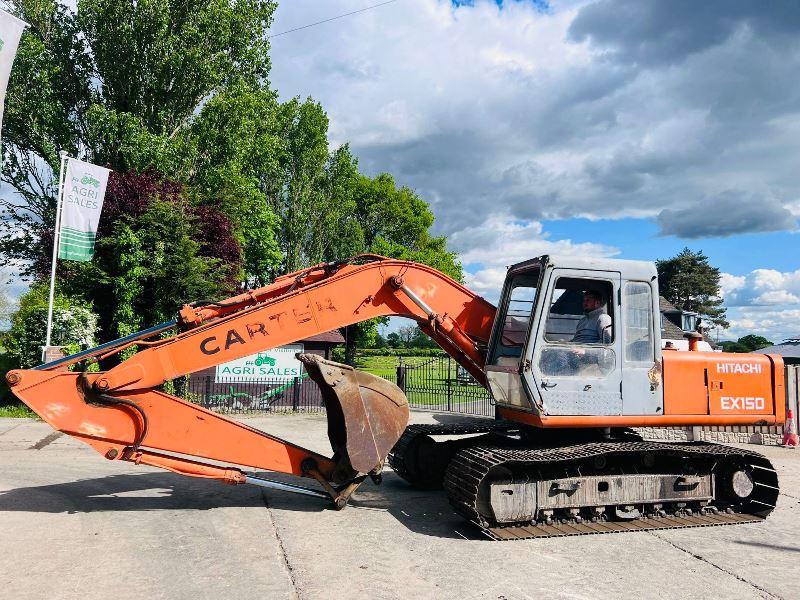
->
<box><xmin>331</xmin><ymin>347</ymin><xmax>447</xmax><ymax>362</ymax></box>
<box><xmin>0</xmin><ymin>348</ymin><xmax>18</xmax><ymax>406</ymax></box>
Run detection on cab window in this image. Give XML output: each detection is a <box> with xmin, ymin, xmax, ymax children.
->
<box><xmin>544</xmin><ymin>277</ymin><xmax>614</xmax><ymax>344</ymax></box>
<box><xmin>539</xmin><ymin>277</ymin><xmax>616</xmax><ymax>378</ymax></box>
<box><xmin>489</xmin><ymin>271</ymin><xmax>539</xmax><ymax>365</ymax></box>
<box><xmin>624</xmin><ymin>282</ymin><xmax>654</xmax><ymax>362</ymax></box>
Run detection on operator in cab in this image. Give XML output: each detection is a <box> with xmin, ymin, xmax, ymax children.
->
<box><xmin>572</xmin><ymin>290</ymin><xmax>612</xmax><ymax>344</ymax></box>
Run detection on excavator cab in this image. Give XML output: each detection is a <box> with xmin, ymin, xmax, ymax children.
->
<box><xmin>485</xmin><ymin>255</ymin><xmax>664</xmax><ymax>420</ymax></box>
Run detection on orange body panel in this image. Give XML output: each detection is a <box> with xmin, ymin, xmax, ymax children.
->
<box><xmin>499</xmin><ymin>351</ymin><xmax>785</xmax><ymax>428</ymax></box>
<box><xmin>662</xmin><ymin>351</ymin><xmax>783</xmax><ymax>419</ymax></box>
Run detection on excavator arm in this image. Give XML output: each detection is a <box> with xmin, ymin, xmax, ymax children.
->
<box><xmin>6</xmin><ymin>256</ymin><xmax>496</xmax><ymax>507</ymax></box>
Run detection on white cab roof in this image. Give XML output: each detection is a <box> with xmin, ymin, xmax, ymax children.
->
<box><xmin>542</xmin><ymin>254</ymin><xmax>657</xmax><ymax>281</ymax></box>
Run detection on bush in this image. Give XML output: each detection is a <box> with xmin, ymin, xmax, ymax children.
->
<box><xmin>333</xmin><ymin>347</ymin><xmax>446</xmax><ymax>362</ymax></box>
<box><xmin>0</xmin><ymin>334</ymin><xmax>16</xmax><ymax>405</ymax></box>
<box><xmin>4</xmin><ymin>284</ymin><xmax>99</xmax><ymax>369</ymax></box>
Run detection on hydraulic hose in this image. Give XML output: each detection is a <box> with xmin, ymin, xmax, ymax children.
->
<box><xmin>95</xmin><ymin>394</ymin><xmax>149</xmax><ymax>451</ymax></box>
<box><xmin>79</xmin><ymin>371</ymin><xmax>149</xmax><ymax>450</ymax></box>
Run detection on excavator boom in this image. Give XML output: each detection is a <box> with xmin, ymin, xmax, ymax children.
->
<box><xmin>6</xmin><ymin>256</ymin><xmax>495</xmax><ymax>507</ymax></box>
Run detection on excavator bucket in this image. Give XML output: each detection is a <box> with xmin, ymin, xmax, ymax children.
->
<box><xmin>297</xmin><ymin>354</ymin><xmax>409</xmax><ymax>482</ymax></box>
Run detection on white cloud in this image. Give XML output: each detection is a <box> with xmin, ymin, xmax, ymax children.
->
<box><xmin>724</xmin><ymin>307</ymin><xmax>800</xmax><ymax>343</ymax></box>
<box><xmin>464</xmin><ymin>267</ymin><xmax>508</xmax><ymax>297</ymax></box>
<box><xmin>448</xmin><ymin>214</ymin><xmax>618</xmax><ymax>299</ymax></box>
<box><xmin>720</xmin><ymin>273</ymin><xmax>746</xmax><ymax>297</ymax></box>
<box><xmin>723</xmin><ymin>268</ymin><xmax>800</xmax><ymax>307</ymax></box>
<box><xmin>720</xmin><ymin>267</ymin><xmax>800</xmax><ymax>342</ymax></box>
<box><xmin>270</xmin><ymin>0</ymin><xmax>800</xmax><ymax>238</ymax></box>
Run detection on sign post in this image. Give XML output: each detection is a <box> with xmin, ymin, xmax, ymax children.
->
<box><xmin>43</xmin><ymin>151</ymin><xmax>69</xmax><ymax>355</ymax></box>
<box><xmin>43</xmin><ymin>156</ymin><xmax>111</xmax><ymax>360</ymax></box>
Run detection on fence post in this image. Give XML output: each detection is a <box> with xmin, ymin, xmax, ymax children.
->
<box><xmin>204</xmin><ymin>375</ymin><xmax>212</xmax><ymax>407</ymax></box>
<box><xmin>795</xmin><ymin>367</ymin><xmax>800</xmax><ymax>434</ymax></box>
<box><xmin>788</xmin><ymin>365</ymin><xmax>799</xmax><ymax>435</ymax></box>
<box><xmin>446</xmin><ymin>356</ymin><xmax>452</xmax><ymax>411</ymax></box>
<box><xmin>396</xmin><ymin>357</ymin><xmax>406</xmax><ymax>394</ymax></box>
<box><xmin>292</xmin><ymin>376</ymin><xmax>301</xmax><ymax>412</ymax></box>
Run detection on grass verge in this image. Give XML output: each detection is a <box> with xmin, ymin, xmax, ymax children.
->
<box><xmin>355</xmin><ymin>354</ymin><xmax>448</xmax><ymax>378</ymax></box>
<box><xmin>0</xmin><ymin>404</ymin><xmax>38</xmax><ymax>418</ymax></box>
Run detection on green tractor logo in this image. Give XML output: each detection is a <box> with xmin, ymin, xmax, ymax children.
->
<box><xmin>81</xmin><ymin>174</ymin><xmax>100</xmax><ymax>188</ymax></box>
<box><xmin>254</xmin><ymin>352</ymin><xmax>276</xmax><ymax>367</ymax></box>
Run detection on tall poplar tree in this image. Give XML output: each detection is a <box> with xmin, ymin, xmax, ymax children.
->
<box><xmin>656</xmin><ymin>248</ymin><xmax>729</xmax><ymax>328</ymax></box>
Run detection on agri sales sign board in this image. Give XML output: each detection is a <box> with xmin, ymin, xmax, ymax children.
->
<box><xmin>215</xmin><ymin>344</ymin><xmax>304</xmax><ymax>383</ymax></box>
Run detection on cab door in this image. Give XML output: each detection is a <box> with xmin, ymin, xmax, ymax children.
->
<box><xmin>525</xmin><ymin>268</ymin><xmax>623</xmax><ymax>416</ymax></box>
<box><xmin>620</xmin><ymin>280</ymin><xmax>663</xmax><ymax>415</ymax></box>
<box><xmin>484</xmin><ymin>267</ymin><xmax>541</xmax><ymax>410</ymax></box>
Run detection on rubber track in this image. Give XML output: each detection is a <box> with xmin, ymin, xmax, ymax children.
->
<box><xmin>444</xmin><ymin>441</ymin><xmax>779</xmax><ymax>540</ymax></box>
<box><xmin>481</xmin><ymin>512</ymin><xmax>763</xmax><ymax>540</ymax></box>
<box><xmin>388</xmin><ymin>420</ymin><xmax>517</xmax><ymax>483</ymax></box>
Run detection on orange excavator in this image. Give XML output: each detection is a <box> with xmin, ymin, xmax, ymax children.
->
<box><xmin>6</xmin><ymin>254</ymin><xmax>783</xmax><ymax>538</ymax></box>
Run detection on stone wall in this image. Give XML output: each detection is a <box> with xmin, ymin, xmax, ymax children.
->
<box><xmin>635</xmin><ymin>426</ymin><xmax>783</xmax><ymax>446</ymax></box>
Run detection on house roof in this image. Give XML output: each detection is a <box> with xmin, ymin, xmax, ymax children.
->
<box><xmin>301</xmin><ymin>330</ymin><xmax>345</xmax><ymax>344</ymax></box>
<box><xmin>659</xmin><ymin>296</ymin><xmax>699</xmax><ymax>316</ymax></box>
<box><xmin>659</xmin><ymin>296</ymin><xmax>682</xmax><ymax>313</ymax></box>
<box><xmin>755</xmin><ymin>339</ymin><xmax>800</xmax><ymax>359</ymax></box>
<box><xmin>661</xmin><ymin>318</ymin><xmax>686</xmax><ymax>341</ymax></box>
<box><xmin>658</xmin><ymin>296</ymin><xmax>717</xmax><ymax>348</ymax></box>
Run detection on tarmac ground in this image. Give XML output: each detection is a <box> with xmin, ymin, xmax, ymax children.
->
<box><xmin>1</xmin><ymin>412</ymin><xmax>799</xmax><ymax>600</ymax></box>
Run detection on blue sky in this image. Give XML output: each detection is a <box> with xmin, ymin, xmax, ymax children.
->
<box><xmin>268</xmin><ymin>0</ymin><xmax>800</xmax><ymax>342</ymax></box>
<box><xmin>540</xmin><ymin>219</ymin><xmax>799</xmax><ymax>275</ymax></box>
<box><xmin>452</xmin><ymin>0</ymin><xmax>550</xmax><ymax>8</ymax></box>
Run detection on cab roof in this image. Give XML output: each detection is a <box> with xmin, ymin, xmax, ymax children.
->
<box><xmin>508</xmin><ymin>254</ymin><xmax>657</xmax><ymax>281</ymax></box>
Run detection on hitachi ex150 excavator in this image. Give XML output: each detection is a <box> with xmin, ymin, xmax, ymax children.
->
<box><xmin>6</xmin><ymin>254</ymin><xmax>783</xmax><ymax>539</ymax></box>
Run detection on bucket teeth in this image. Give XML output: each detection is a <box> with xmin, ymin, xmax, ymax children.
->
<box><xmin>297</xmin><ymin>353</ymin><xmax>410</xmax><ymax>478</ymax></box>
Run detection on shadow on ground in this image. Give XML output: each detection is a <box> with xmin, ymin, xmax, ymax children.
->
<box><xmin>0</xmin><ymin>469</ymin><xmax>485</xmax><ymax>540</ymax></box>
<box><xmin>0</xmin><ymin>413</ymin><xmax>496</xmax><ymax>537</ymax></box>
<box><xmin>735</xmin><ymin>540</ymin><xmax>800</xmax><ymax>553</ymax></box>
<box><xmin>0</xmin><ymin>472</ymin><xmax>269</xmax><ymax>513</ymax></box>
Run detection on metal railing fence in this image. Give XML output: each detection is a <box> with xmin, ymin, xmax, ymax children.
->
<box><xmin>186</xmin><ymin>354</ymin><xmax>494</xmax><ymax>416</ymax></box>
<box><xmin>394</xmin><ymin>355</ymin><xmax>493</xmax><ymax>416</ymax></box>
<box><xmin>185</xmin><ymin>374</ymin><xmax>324</xmax><ymax>413</ymax></box>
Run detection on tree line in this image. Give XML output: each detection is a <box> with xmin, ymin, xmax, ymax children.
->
<box><xmin>0</xmin><ymin>0</ymin><xmax>461</xmax><ymax>379</ymax></box>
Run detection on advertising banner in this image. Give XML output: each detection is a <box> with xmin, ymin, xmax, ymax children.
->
<box><xmin>215</xmin><ymin>344</ymin><xmax>305</xmax><ymax>382</ymax></box>
<box><xmin>58</xmin><ymin>158</ymin><xmax>111</xmax><ymax>261</ymax></box>
<box><xmin>0</xmin><ymin>10</ymin><xmax>27</xmax><ymax>131</ymax></box>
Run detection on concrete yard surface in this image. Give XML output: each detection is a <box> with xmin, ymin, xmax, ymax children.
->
<box><xmin>1</xmin><ymin>413</ymin><xmax>799</xmax><ymax>600</ymax></box>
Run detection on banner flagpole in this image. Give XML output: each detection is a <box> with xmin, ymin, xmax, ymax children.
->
<box><xmin>43</xmin><ymin>150</ymin><xmax>69</xmax><ymax>359</ymax></box>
